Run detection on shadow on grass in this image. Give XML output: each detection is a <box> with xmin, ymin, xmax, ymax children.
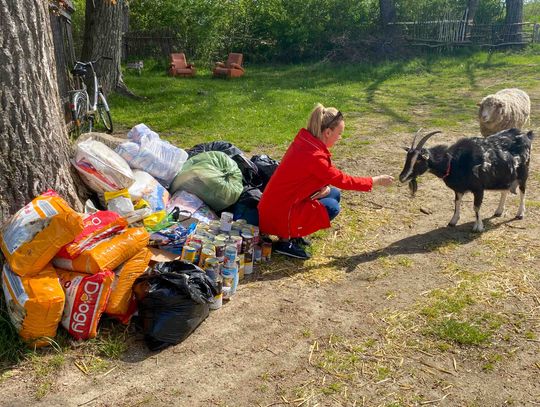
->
<box><xmin>326</xmin><ymin>219</ymin><xmax>510</xmax><ymax>273</ymax></box>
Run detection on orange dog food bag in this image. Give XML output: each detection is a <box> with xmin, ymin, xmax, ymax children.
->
<box><xmin>53</xmin><ymin>227</ymin><xmax>150</xmax><ymax>274</ymax></box>
<box><xmin>0</xmin><ymin>191</ymin><xmax>83</xmax><ymax>277</ymax></box>
<box><xmin>2</xmin><ymin>263</ymin><xmax>65</xmax><ymax>347</ymax></box>
<box><xmin>106</xmin><ymin>247</ymin><xmax>152</xmax><ymax>321</ymax></box>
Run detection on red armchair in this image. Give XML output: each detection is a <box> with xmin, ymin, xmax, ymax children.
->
<box><xmin>213</xmin><ymin>53</ymin><xmax>244</xmax><ymax>78</ymax></box>
<box><xmin>168</xmin><ymin>53</ymin><xmax>196</xmax><ymax>77</ymax></box>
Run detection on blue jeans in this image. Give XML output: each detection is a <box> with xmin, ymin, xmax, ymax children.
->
<box><xmin>318</xmin><ymin>187</ymin><xmax>341</xmax><ymax>220</ymax></box>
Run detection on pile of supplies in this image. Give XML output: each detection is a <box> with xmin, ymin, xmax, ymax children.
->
<box><xmin>0</xmin><ymin>124</ymin><xmax>279</xmax><ymax>351</ymax></box>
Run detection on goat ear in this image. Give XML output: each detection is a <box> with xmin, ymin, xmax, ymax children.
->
<box><xmin>402</xmin><ymin>146</ymin><xmax>410</xmax><ymax>152</ymax></box>
<box><xmin>420</xmin><ymin>149</ymin><xmax>429</xmax><ymax>160</ymax></box>
<box><xmin>476</xmin><ymin>102</ymin><xmax>481</xmax><ymax>106</ymax></box>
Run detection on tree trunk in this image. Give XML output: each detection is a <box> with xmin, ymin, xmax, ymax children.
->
<box><xmin>379</xmin><ymin>0</ymin><xmax>399</xmax><ymax>36</ymax></box>
<box><xmin>378</xmin><ymin>0</ymin><xmax>401</xmax><ymax>54</ymax></box>
<box><xmin>466</xmin><ymin>0</ymin><xmax>480</xmax><ymax>22</ymax></box>
<box><xmin>505</xmin><ymin>0</ymin><xmax>524</xmax><ymax>43</ymax></box>
<box><xmin>0</xmin><ymin>0</ymin><xmax>83</xmax><ymax>224</ymax></box>
<box><xmin>81</xmin><ymin>0</ymin><xmax>135</xmax><ymax>97</ymax></box>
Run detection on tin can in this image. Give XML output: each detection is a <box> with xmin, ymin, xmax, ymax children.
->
<box><xmin>210</xmin><ymin>291</ymin><xmax>223</xmax><ymax>310</ymax></box>
<box><xmin>229</xmin><ymin>229</ymin><xmax>241</xmax><ymax>237</ymax></box>
<box><xmin>251</xmin><ymin>226</ymin><xmax>260</xmax><ymax>245</ymax></box>
<box><xmin>244</xmin><ymin>259</ymin><xmax>254</xmax><ymax>275</ymax></box>
<box><xmin>254</xmin><ymin>244</ymin><xmax>262</xmax><ymax>263</ymax></box>
<box><xmin>241</xmin><ymin>233</ymin><xmax>253</xmax><ymax>254</ymax></box>
<box><xmin>231</xmin><ymin>235</ymin><xmax>243</xmax><ymax>253</ymax></box>
<box><xmin>209</xmin><ymin>220</ymin><xmax>221</xmax><ymax>234</ymax></box>
<box><xmin>237</xmin><ymin>253</ymin><xmax>245</xmax><ymax>281</ymax></box>
<box><xmin>224</xmin><ymin>244</ymin><xmax>237</xmax><ymax>268</ymax></box>
<box><xmin>190</xmin><ymin>241</ymin><xmax>202</xmax><ymax>265</ymax></box>
<box><xmin>222</xmin><ymin>267</ymin><xmax>237</xmax><ymax>299</ymax></box>
<box><xmin>261</xmin><ymin>238</ymin><xmax>272</xmax><ymax>261</ymax></box>
<box><xmin>236</xmin><ymin>218</ymin><xmax>247</xmax><ymax>226</ymax></box>
<box><xmin>204</xmin><ymin>257</ymin><xmax>221</xmax><ymax>281</ymax></box>
<box><xmin>181</xmin><ymin>244</ymin><xmax>197</xmax><ymax>263</ymax></box>
<box><xmin>220</xmin><ymin>211</ymin><xmax>234</xmax><ymax>233</ymax></box>
<box><xmin>198</xmin><ymin>248</ymin><xmax>214</xmax><ymax>268</ymax></box>
<box><xmin>214</xmin><ymin>241</ymin><xmax>226</xmax><ymax>261</ymax></box>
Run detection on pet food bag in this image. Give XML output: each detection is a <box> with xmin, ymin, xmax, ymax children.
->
<box><xmin>58</xmin><ymin>210</ymin><xmax>128</xmax><ymax>259</ymax></box>
<box><xmin>73</xmin><ymin>138</ymin><xmax>135</xmax><ymax>193</ymax></box>
<box><xmin>0</xmin><ymin>191</ymin><xmax>83</xmax><ymax>277</ymax></box>
<box><xmin>53</xmin><ymin>227</ymin><xmax>150</xmax><ymax>274</ymax></box>
<box><xmin>106</xmin><ymin>247</ymin><xmax>152</xmax><ymax>321</ymax></box>
<box><xmin>58</xmin><ymin>269</ymin><xmax>114</xmax><ymax>340</ymax></box>
<box><xmin>2</xmin><ymin>263</ymin><xmax>65</xmax><ymax>347</ymax></box>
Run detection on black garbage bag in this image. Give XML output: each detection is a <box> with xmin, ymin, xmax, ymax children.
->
<box><xmin>187</xmin><ymin>141</ymin><xmax>260</xmax><ymax>186</ymax></box>
<box><xmin>221</xmin><ymin>186</ymin><xmax>261</xmax><ymax>225</ymax></box>
<box><xmin>250</xmin><ymin>154</ymin><xmax>279</xmax><ymax>191</ymax></box>
<box><xmin>133</xmin><ymin>261</ymin><xmax>218</xmax><ymax>351</ymax></box>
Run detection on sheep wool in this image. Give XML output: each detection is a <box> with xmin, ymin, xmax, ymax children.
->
<box><xmin>478</xmin><ymin>88</ymin><xmax>531</xmax><ymax>136</ymax></box>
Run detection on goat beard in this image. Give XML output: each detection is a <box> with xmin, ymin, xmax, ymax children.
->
<box><xmin>408</xmin><ymin>179</ymin><xmax>418</xmax><ymax>196</ymax></box>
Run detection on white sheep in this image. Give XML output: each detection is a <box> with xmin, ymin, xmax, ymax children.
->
<box><xmin>477</xmin><ymin>88</ymin><xmax>531</xmax><ymax>136</ymax></box>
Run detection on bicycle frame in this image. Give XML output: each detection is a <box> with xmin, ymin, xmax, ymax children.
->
<box><xmin>70</xmin><ymin>56</ymin><xmax>113</xmax><ymax>136</ymax></box>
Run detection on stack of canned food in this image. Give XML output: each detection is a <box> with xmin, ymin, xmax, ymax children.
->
<box><xmin>179</xmin><ymin>212</ymin><xmax>273</xmax><ymax>309</ymax></box>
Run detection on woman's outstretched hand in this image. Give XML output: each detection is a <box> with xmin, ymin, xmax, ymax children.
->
<box><xmin>372</xmin><ymin>175</ymin><xmax>394</xmax><ymax>187</ymax></box>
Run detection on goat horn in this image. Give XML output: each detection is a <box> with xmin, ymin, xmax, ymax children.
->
<box><xmin>411</xmin><ymin>128</ymin><xmax>423</xmax><ymax>149</ymax></box>
<box><xmin>415</xmin><ymin>130</ymin><xmax>442</xmax><ymax>150</ymax></box>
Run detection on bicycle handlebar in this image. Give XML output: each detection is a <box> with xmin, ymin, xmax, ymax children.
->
<box><xmin>74</xmin><ymin>56</ymin><xmax>113</xmax><ymax>66</ymax></box>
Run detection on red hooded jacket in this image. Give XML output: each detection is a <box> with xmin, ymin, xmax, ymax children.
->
<box><xmin>258</xmin><ymin>128</ymin><xmax>373</xmax><ymax>238</ymax></box>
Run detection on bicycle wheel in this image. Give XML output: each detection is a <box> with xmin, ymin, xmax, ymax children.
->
<box><xmin>72</xmin><ymin>91</ymin><xmax>92</xmax><ymax>136</ymax></box>
<box><xmin>97</xmin><ymin>91</ymin><xmax>113</xmax><ymax>134</ymax></box>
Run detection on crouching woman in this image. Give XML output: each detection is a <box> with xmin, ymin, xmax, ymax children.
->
<box><xmin>258</xmin><ymin>104</ymin><xmax>394</xmax><ymax>259</ymax></box>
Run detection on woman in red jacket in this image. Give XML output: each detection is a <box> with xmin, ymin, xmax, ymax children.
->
<box><xmin>258</xmin><ymin>103</ymin><xmax>394</xmax><ymax>259</ymax></box>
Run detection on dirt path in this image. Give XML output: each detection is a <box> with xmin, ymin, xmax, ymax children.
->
<box><xmin>1</xmin><ymin>126</ymin><xmax>540</xmax><ymax>406</ymax></box>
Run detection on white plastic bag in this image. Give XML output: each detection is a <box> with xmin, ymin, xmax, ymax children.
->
<box><xmin>128</xmin><ymin>170</ymin><xmax>170</xmax><ymax>212</ymax></box>
<box><xmin>73</xmin><ymin>139</ymin><xmax>135</xmax><ymax>193</ymax></box>
<box><xmin>116</xmin><ymin>123</ymin><xmax>188</xmax><ymax>187</ymax></box>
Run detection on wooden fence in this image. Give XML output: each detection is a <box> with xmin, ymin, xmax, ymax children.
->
<box><xmin>392</xmin><ymin>20</ymin><xmax>539</xmax><ymax>48</ymax></box>
<box><xmin>123</xmin><ymin>30</ymin><xmax>182</xmax><ymax>60</ymax></box>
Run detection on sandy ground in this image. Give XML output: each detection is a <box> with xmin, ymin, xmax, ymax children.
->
<box><xmin>1</xmin><ymin>123</ymin><xmax>539</xmax><ymax>407</ymax></box>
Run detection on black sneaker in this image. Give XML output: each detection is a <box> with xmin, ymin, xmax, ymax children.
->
<box><xmin>274</xmin><ymin>241</ymin><xmax>311</xmax><ymax>260</ymax></box>
<box><xmin>292</xmin><ymin>237</ymin><xmax>311</xmax><ymax>247</ymax></box>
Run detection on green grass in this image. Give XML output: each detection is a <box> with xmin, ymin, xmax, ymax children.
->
<box><xmin>112</xmin><ymin>46</ymin><xmax>540</xmax><ymax>152</ymax></box>
<box><xmin>430</xmin><ymin>318</ymin><xmax>491</xmax><ymax>345</ymax></box>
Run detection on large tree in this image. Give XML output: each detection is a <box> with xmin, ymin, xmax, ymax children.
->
<box><xmin>0</xmin><ymin>0</ymin><xmax>82</xmax><ymax>223</ymax></box>
<box><xmin>504</xmin><ymin>0</ymin><xmax>524</xmax><ymax>43</ymax></box>
<box><xmin>81</xmin><ymin>0</ymin><xmax>134</xmax><ymax>96</ymax></box>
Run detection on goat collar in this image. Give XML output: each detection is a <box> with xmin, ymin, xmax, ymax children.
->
<box><xmin>442</xmin><ymin>154</ymin><xmax>452</xmax><ymax>180</ymax></box>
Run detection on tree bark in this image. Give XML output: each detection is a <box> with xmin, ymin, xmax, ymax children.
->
<box><xmin>466</xmin><ymin>0</ymin><xmax>480</xmax><ymax>23</ymax></box>
<box><xmin>505</xmin><ymin>0</ymin><xmax>524</xmax><ymax>43</ymax></box>
<box><xmin>378</xmin><ymin>0</ymin><xmax>402</xmax><ymax>54</ymax></box>
<box><xmin>81</xmin><ymin>0</ymin><xmax>135</xmax><ymax>97</ymax></box>
<box><xmin>0</xmin><ymin>0</ymin><xmax>83</xmax><ymax>224</ymax></box>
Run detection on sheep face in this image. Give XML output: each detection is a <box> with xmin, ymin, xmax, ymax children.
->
<box><xmin>479</xmin><ymin>97</ymin><xmax>504</xmax><ymax>124</ymax></box>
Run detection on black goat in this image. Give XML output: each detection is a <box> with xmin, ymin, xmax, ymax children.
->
<box><xmin>399</xmin><ymin>128</ymin><xmax>534</xmax><ymax>232</ymax></box>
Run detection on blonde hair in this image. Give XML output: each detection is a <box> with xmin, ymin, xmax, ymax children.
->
<box><xmin>306</xmin><ymin>103</ymin><xmax>343</xmax><ymax>140</ymax></box>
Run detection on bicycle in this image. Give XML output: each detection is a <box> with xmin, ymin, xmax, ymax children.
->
<box><xmin>70</xmin><ymin>56</ymin><xmax>114</xmax><ymax>136</ymax></box>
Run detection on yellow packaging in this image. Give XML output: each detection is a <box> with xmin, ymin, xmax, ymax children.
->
<box><xmin>143</xmin><ymin>210</ymin><xmax>167</xmax><ymax>230</ymax></box>
<box><xmin>2</xmin><ymin>263</ymin><xmax>65</xmax><ymax>347</ymax></box>
<box><xmin>106</xmin><ymin>247</ymin><xmax>152</xmax><ymax>317</ymax></box>
<box><xmin>104</xmin><ymin>188</ymin><xmax>130</xmax><ymax>203</ymax></box>
<box><xmin>53</xmin><ymin>227</ymin><xmax>150</xmax><ymax>274</ymax></box>
<box><xmin>0</xmin><ymin>192</ymin><xmax>83</xmax><ymax>277</ymax></box>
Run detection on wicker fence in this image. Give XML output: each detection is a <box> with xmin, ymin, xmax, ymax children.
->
<box><xmin>392</xmin><ymin>20</ymin><xmax>539</xmax><ymax>48</ymax></box>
